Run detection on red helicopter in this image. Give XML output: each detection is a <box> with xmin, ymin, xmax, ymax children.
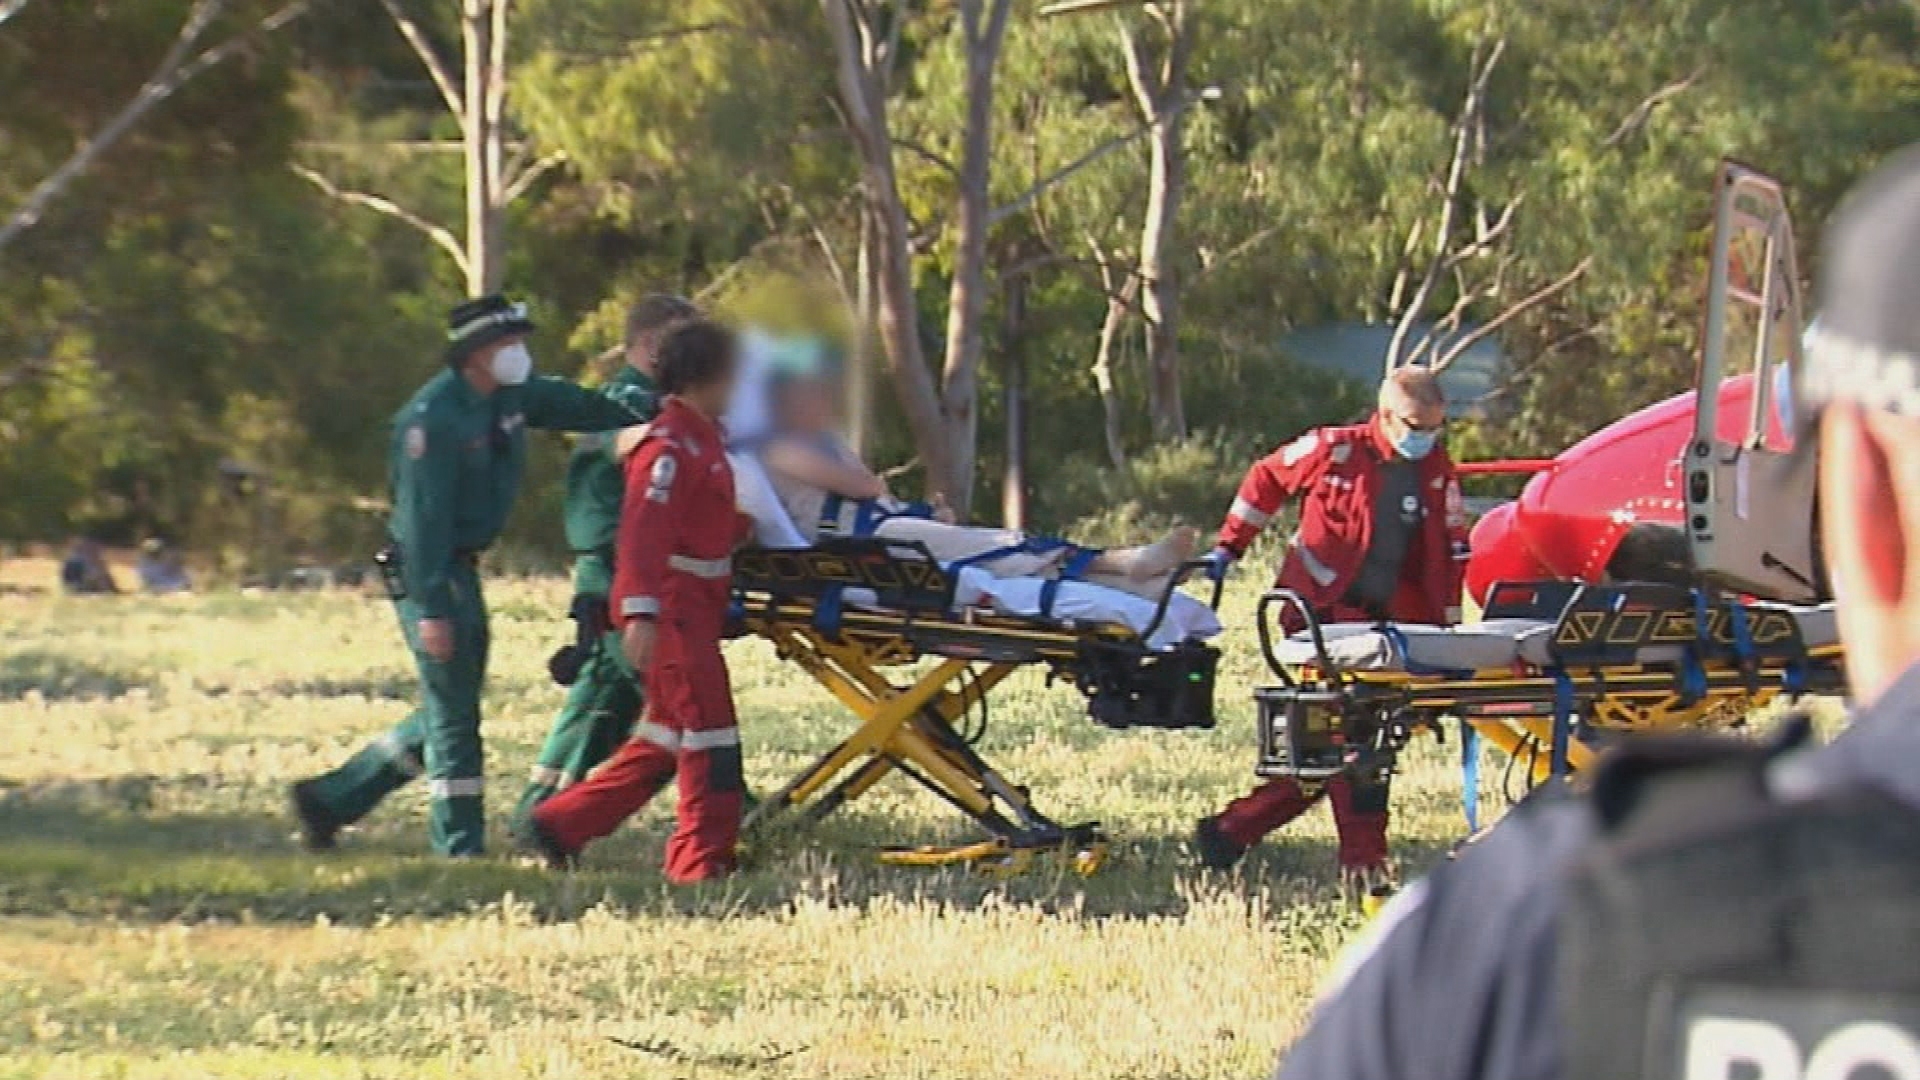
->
<box><xmin>1461</xmin><ymin>163</ymin><xmax>1825</xmax><ymax>609</ymax></box>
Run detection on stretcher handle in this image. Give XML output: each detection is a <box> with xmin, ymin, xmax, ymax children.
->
<box><xmin>1257</xmin><ymin>589</ymin><xmax>1330</xmax><ymax>683</ymax></box>
<box><xmin>1139</xmin><ymin>559</ymin><xmax>1221</xmax><ymax>645</ymax></box>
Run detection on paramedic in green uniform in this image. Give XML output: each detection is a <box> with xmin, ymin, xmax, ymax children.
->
<box><xmin>510</xmin><ymin>294</ymin><xmax>698</xmax><ymax>830</ymax></box>
<box><xmin>291</xmin><ymin>294</ymin><xmax>647</xmax><ymax>857</ymax></box>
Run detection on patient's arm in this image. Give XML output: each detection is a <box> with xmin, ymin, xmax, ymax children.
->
<box><xmin>762</xmin><ymin>436</ymin><xmax>890</xmax><ymax>500</ymax></box>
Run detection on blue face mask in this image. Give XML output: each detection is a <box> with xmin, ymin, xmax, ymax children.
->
<box><xmin>1394</xmin><ymin>429</ymin><xmax>1438</xmax><ymax>461</ymax></box>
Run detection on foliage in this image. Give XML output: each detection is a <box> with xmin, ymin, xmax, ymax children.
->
<box><xmin>2</xmin><ymin>0</ymin><xmax>1918</xmax><ymax>558</ymax></box>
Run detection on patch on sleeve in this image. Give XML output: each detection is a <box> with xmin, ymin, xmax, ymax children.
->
<box><xmin>647</xmin><ymin>453</ymin><xmax>677</xmax><ymax>504</ymax></box>
<box><xmin>1281</xmin><ymin>432</ymin><xmax>1321</xmax><ymax>467</ymax></box>
<box><xmin>404</xmin><ymin>425</ymin><xmax>427</xmax><ymax>460</ymax></box>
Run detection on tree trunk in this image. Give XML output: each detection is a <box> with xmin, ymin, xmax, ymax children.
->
<box><xmin>1001</xmin><ymin>271</ymin><xmax>1029</xmax><ymax>530</ymax></box>
<box><xmin>819</xmin><ymin>0</ymin><xmax>960</xmax><ymax>505</ymax></box>
<box><xmin>939</xmin><ymin>0</ymin><xmax>1013</xmax><ymax>518</ymax></box>
<box><xmin>1088</xmin><ymin>239</ymin><xmax>1135</xmax><ymax>470</ymax></box>
<box><xmin>1121</xmin><ymin>3</ymin><xmax>1189</xmax><ymax>440</ymax></box>
<box><xmin>847</xmin><ymin>201</ymin><xmax>874</xmax><ymax>457</ymax></box>
<box><xmin>462</xmin><ymin>0</ymin><xmax>504</xmax><ymax>296</ymax></box>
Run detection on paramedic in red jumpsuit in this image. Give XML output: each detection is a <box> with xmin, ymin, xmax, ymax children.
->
<box><xmin>528</xmin><ymin>320</ymin><xmax>746</xmax><ymax>883</ymax></box>
<box><xmin>1195</xmin><ymin>367</ymin><xmax>1468</xmax><ymax>887</ymax></box>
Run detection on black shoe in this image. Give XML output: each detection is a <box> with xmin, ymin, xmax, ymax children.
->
<box><xmin>516</xmin><ymin>816</ymin><xmax>578</xmax><ymax>872</ymax></box>
<box><xmin>290</xmin><ymin>780</ymin><xmax>340</xmax><ymax>852</ymax></box>
<box><xmin>1193</xmin><ymin>815</ymin><xmax>1248</xmax><ymax>871</ymax></box>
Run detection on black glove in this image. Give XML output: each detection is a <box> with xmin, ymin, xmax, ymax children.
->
<box><xmin>547</xmin><ymin>593</ymin><xmax>611</xmax><ymax>686</ymax></box>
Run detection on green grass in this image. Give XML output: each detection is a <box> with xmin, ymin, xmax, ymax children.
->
<box><xmin>0</xmin><ymin>577</ymin><xmax>1575</xmax><ymax>1078</ymax></box>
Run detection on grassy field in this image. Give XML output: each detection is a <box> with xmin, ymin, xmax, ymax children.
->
<box><xmin>0</xmin><ymin>570</ymin><xmax>1537</xmax><ymax>1079</ymax></box>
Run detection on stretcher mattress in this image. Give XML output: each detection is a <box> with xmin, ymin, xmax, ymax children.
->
<box><xmin>1272</xmin><ymin>603</ymin><xmax>1838</xmax><ymax>673</ymax></box>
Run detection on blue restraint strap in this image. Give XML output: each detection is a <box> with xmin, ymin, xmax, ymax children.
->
<box><xmin>813</xmin><ymin>585</ymin><xmax>846</xmax><ymax>636</ymax></box>
<box><xmin>1728</xmin><ymin>598</ymin><xmax>1755</xmax><ymax>663</ymax></box>
<box><xmin>1038</xmin><ymin>547</ymin><xmax>1101</xmax><ymax>618</ymax></box>
<box><xmin>1379</xmin><ymin>624</ymin><xmax>1476</xmax><ymax>679</ymax></box>
<box><xmin>1550</xmin><ymin>667</ymin><xmax>1574</xmax><ymax>779</ymax></box>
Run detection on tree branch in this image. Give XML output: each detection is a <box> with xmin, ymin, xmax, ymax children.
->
<box><xmin>1386</xmin><ymin>36</ymin><xmax>1505</xmax><ymax>370</ymax></box>
<box><xmin>0</xmin><ymin>0</ymin><xmax>317</xmax><ymax>256</ymax></box>
<box><xmin>892</xmin><ymin>137</ymin><xmax>958</xmax><ymax>177</ymax></box>
<box><xmin>988</xmin><ymin>117</ymin><xmax>1158</xmax><ymax>228</ymax></box>
<box><xmin>1431</xmin><ymin>256</ymin><xmax>1592</xmax><ymax>371</ymax></box>
<box><xmin>377</xmin><ymin>0</ymin><xmax>466</xmax><ymax>125</ymax></box>
<box><xmin>502</xmin><ymin>149</ymin><xmax>565</xmax><ymax>204</ymax></box>
<box><xmin>291</xmin><ymin>164</ymin><xmax>469</xmax><ymax>274</ymax></box>
<box><xmin>1604</xmin><ymin>66</ymin><xmax>1706</xmax><ymax>148</ymax></box>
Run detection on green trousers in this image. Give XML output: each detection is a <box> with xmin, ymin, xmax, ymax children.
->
<box><xmin>510</xmin><ymin>629</ymin><xmax>643</xmax><ymax>830</ymax></box>
<box><xmin>304</xmin><ymin>561</ymin><xmax>491</xmax><ymax>856</ymax></box>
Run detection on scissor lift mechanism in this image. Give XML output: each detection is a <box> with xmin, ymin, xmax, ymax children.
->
<box><xmin>1253</xmin><ymin>580</ymin><xmax>1846</xmax><ymax>798</ymax></box>
<box><xmin>729</xmin><ymin>537</ymin><xmax>1220</xmax><ymax>873</ymax></box>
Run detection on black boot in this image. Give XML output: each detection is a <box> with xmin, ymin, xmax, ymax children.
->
<box><xmin>515</xmin><ymin>815</ymin><xmax>578</xmax><ymax>872</ymax></box>
<box><xmin>1192</xmin><ymin>815</ymin><xmax>1248</xmax><ymax>871</ymax></box>
<box><xmin>290</xmin><ymin>780</ymin><xmax>341</xmax><ymax>852</ymax></box>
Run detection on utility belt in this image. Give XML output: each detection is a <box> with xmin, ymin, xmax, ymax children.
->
<box><xmin>818</xmin><ymin>494</ymin><xmax>936</xmax><ymax>539</ymax></box>
<box><xmin>373</xmin><ymin>540</ymin><xmax>483</xmax><ymax>601</ymax></box>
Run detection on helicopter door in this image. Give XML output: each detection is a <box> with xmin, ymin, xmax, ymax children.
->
<box><xmin>1684</xmin><ymin>163</ymin><xmax>1823</xmax><ymax>603</ymax></box>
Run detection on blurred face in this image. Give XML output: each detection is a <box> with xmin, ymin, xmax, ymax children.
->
<box><xmin>774</xmin><ymin>376</ymin><xmax>841</xmax><ymax>435</ymax></box>
<box><xmin>681</xmin><ymin>354</ymin><xmax>739</xmax><ymax>417</ymax></box>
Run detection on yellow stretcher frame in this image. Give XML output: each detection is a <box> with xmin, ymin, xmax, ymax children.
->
<box><xmin>730</xmin><ymin>542</ymin><xmax>1220</xmax><ymax>874</ymax></box>
<box><xmin>1253</xmin><ymin>582</ymin><xmax>1848</xmax><ymax>793</ymax></box>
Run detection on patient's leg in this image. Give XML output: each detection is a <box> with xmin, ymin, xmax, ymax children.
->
<box><xmin>871</xmin><ymin>517</ymin><xmax>1067</xmax><ymax>577</ymax></box>
<box><xmin>1088</xmin><ymin>526</ymin><xmax>1198</xmax><ymax>583</ymax></box>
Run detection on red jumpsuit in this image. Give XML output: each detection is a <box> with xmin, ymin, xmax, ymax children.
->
<box><xmin>1213</xmin><ymin>415</ymin><xmax>1467</xmax><ymax>870</ymax></box>
<box><xmin>532</xmin><ymin>397</ymin><xmax>744</xmax><ymax>883</ymax></box>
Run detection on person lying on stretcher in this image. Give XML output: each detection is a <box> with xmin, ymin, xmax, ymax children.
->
<box><xmin>748</xmin><ymin>361</ymin><xmax>1198</xmax><ymax>601</ymax></box>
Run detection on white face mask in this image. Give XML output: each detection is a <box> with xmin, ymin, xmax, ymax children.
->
<box><xmin>490</xmin><ymin>342</ymin><xmax>533</xmax><ymax>386</ymax></box>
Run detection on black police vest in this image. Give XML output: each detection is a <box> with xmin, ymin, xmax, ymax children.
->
<box><xmin>1560</xmin><ymin>722</ymin><xmax>1920</xmax><ymax>1080</ymax></box>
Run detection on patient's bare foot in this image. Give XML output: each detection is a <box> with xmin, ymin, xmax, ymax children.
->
<box><xmin>1123</xmin><ymin>525</ymin><xmax>1199</xmax><ymax>581</ymax></box>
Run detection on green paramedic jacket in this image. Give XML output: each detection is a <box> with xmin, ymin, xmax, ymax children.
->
<box><xmin>561</xmin><ymin>366</ymin><xmax>660</xmax><ymax>596</ymax></box>
<box><xmin>389</xmin><ymin>369</ymin><xmax>640</xmax><ymax>619</ymax></box>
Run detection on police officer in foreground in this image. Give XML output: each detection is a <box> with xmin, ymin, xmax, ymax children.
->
<box><xmin>291</xmin><ymin>294</ymin><xmax>648</xmax><ymax>857</ymax></box>
<box><xmin>1274</xmin><ymin>146</ymin><xmax>1920</xmax><ymax>1080</ymax></box>
<box><xmin>510</xmin><ymin>294</ymin><xmax>697</xmax><ymax>833</ymax></box>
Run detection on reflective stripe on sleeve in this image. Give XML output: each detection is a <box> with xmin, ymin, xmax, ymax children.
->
<box><xmin>428</xmin><ymin>776</ymin><xmax>484</xmax><ymax>799</ymax></box>
<box><xmin>1229</xmin><ymin>496</ymin><xmax>1273</xmax><ymax>528</ymax></box>
<box><xmin>681</xmin><ymin>727</ymin><xmax>741</xmax><ymax>752</ymax></box>
<box><xmin>634</xmin><ymin>720</ymin><xmax>680</xmax><ymax>751</ymax></box>
<box><xmin>621</xmin><ymin>596</ymin><xmax>661</xmax><ymax>617</ymax></box>
<box><xmin>1295</xmin><ymin>542</ymin><xmax>1339</xmax><ymax>587</ymax></box>
<box><xmin>528</xmin><ymin>765</ymin><xmax>566</xmax><ymax>787</ymax></box>
<box><xmin>667</xmin><ymin>554</ymin><xmax>732</xmax><ymax>579</ymax></box>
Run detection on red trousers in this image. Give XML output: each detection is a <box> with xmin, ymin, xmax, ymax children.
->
<box><xmin>1214</xmin><ymin>598</ymin><xmax>1395</xmax><ymax>869</ymax></box>
<box><xmin>533</xmin><ymin>623</ymin><xmax>743</xmax><ymax>883</ymax></box>
<box><xmin>1215</xmin><ymin>773</ymin><xmax>1390</xmax><ymax>870</ymax></box>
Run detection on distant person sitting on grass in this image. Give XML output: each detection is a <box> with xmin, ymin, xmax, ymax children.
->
<box><xmin>60</xmin><ymin>536</ymin><xmax>119</xmax><ymax>595</ymax></box>
<box><xmin>135</xmin><ymin>537</ymin><xmax>192</xmax><ymax>594</ymax></box>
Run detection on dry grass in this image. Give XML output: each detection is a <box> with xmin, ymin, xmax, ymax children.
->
<box><xmin>0</xmin><ymin>574</ymin><xmax>1615</xmax><ymax>1078</ymax></box>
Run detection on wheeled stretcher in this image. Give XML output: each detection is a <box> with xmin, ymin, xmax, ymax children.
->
<box><xmin>730</xmin><ymin>537</ymin><xmax>1222</xmax><ymax>873</ymax></box>
<box><xmin>1252</xmin><ymin>580</ymin><xmax>1847</xmax><ymax>810</ymax></box>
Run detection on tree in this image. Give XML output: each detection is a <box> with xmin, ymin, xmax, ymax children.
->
<box><xmin>298</xmin><ymin>0</ymin><xmax>558</xmax><ymax>296</ymax></box>
<box><xmin>0</xmin><ymin>0</ymin><xmax>316</xmax><ymax>258</ymax></box>
<box><xmin>1115</xmin><ymin>0</ymin><xmax>1192</xmax><ymax>437</ymax></box>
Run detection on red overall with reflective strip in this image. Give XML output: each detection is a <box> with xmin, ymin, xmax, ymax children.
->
<box><xmin>533</xmin><ymin>397</ymin><xmax>745</xmax><ymax>882</ymax></box>
<box><xmin>1214</xmin><ymin>415</ymin><xmax>1469</xmax><ymax>868</ymax></box>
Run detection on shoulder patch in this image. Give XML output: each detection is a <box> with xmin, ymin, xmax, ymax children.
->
<box><xmin>404</xmin><ymin>425</ymin><xmax>427</xmax><ymax>460</ymax></box>
<box><xmin>647</xmin><ymin>452</ymin><xmax>678</xmax><ymax>503</ymax></box>
<box><xmin>1281</xmin><ymin>432</ymin><xmax>1321</xmax><ymax>467</ymax></box>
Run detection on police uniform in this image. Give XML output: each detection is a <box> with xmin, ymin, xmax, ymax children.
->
<box><xmin>1276</xmin><ymin>148</ymin><xmax>1920</xmax><ymax>1080</ymax></box>
<box><xmin>509</xmin><ymin>365</ymin><xmax>660</xmax><ymax>828</ymax></box>
<box><xmin>530</xmin><ymin>396</ymin><xmax>746</xmax><ymax>882</ymax></box>
<box><xmin>1201</xmin><ymin>417</ymin><xmax>1467</xmax><ymax>875</ymax></box>
<box><xmin>293</xmin><ymin>296</ymin><xmax>641</xmax><ymax>857</ymax></box>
